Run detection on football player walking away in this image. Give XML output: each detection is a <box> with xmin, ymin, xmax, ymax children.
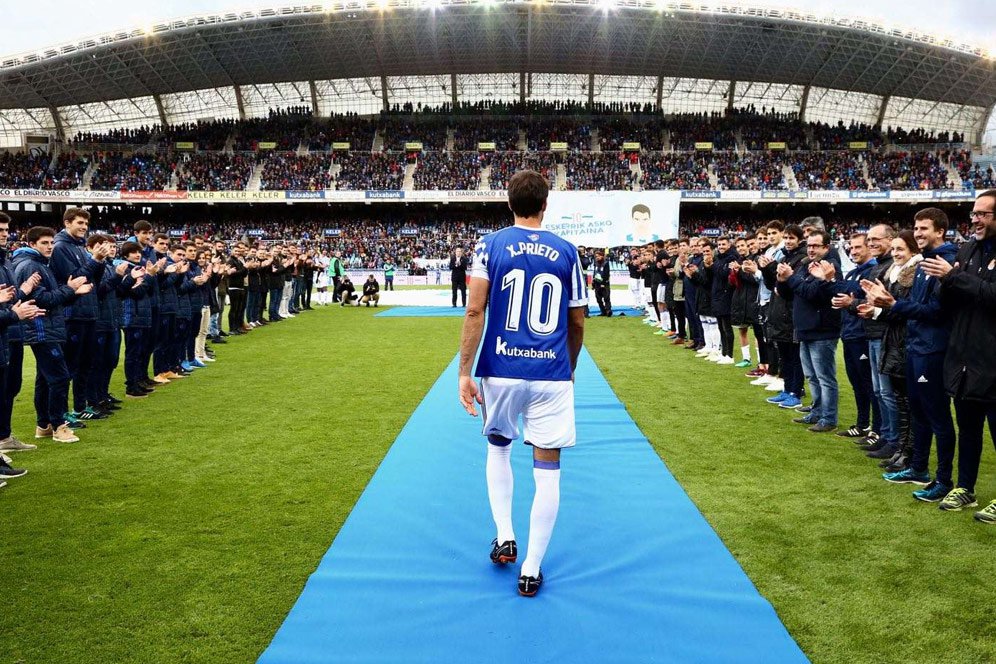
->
<box><xmin>458</xmin><ymin>170</ymin><xmax>587</xmax><ymax>597</ymax></box>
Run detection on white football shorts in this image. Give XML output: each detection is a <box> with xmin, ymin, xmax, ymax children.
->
<box><xmin>480</xmin><ymin>377</ymin><xmax>576</xmax><ymax>449</ymax></box>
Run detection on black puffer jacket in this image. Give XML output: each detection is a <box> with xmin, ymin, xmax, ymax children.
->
<box><xmin>731</xmin><ymin>254</ymin><xmax>760</xmax><ymax>327</ymax></box>
<box><xmin>878</xmin><ymin>260</ymin><xmax>919</xmax><ymax>378</ymax></box>
<box><xmin>940</xmin><ymin>238</ymin><xmax>996</xmax><ymax>402</ymax></box>
<box><xmin>762</xmin><ymin>246</ymin><xmax>806</xmax><ymax>343</ymax></box>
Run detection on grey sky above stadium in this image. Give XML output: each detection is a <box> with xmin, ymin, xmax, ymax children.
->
<box><xmin>2</xmin><ymin>0</ymin><xmax>992</xmax><ymax>58</ymax></box>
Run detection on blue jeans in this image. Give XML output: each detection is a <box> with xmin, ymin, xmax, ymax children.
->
<box><xmin>208</xmin><ymin>313</ymin><xmax>219</xmax><ymax>337</ymax></box>
<box><xmin>799</xmin><ymin>339</ymin><xmax>839</xmax><ymax>427</ymax></box>
<box><xmin>867</xmin><ymin>339</ymin><xmax>898</xmax><ymax>444</ymax></box>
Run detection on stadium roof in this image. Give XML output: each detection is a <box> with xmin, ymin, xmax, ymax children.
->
<box><xmin>0</xmin><ymin>0</ymin><xmax>994</xmax><ymax>143</ymax></box>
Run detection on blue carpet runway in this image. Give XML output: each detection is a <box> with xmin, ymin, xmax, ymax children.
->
<box><xmin>258</xmin><ymin>351</ymin><xmax>807</xmax><ymax>663</ymax></box>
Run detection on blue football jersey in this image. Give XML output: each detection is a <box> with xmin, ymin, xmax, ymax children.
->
<box><xmin>471</xmin><ymin>225</ymin><xmax>588</xmax><ymax>381</ymax></box>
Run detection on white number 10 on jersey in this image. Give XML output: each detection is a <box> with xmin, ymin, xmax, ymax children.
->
<box><xmin>501</xmin><ymin>268</ymin><xmax>562</xmax><ymax>336</ymax></box>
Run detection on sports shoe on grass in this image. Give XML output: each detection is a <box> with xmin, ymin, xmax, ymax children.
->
<box><xmin>973</xmin><ymin>501</ymin><xmax>996</xmax><ymax>524</ymax></box>
<box><xmin>52</xmin><ymin>424</ymin><xmax>79</xmax><ymax>444</ymax></box>
<box><xmin>836</xmin><ymin>425</ymin><xmax>869</xmax><ymax>438</ymax></box>
<box><xmin>518</xmin><ymin>571</ymin><xmax>543</xmax><ymax>597</ymax></box>
<box><xmin>490</xmin><ymin>539</ymin><xmax>517</xmax><ymax>564</ymax></box>
<box><xmin>79</xmin><ymin>407</ymin><xmax>107</xmax><ymax>421</ymax></box>
<box><xmin>766</xmin><ymin>392</ymin><xmax>790</xmax><ymax>404</ymax></box>
<box><xmin>792</xmin><ymin>416</ymin><xmax>815</xmax><ymax>425</ymax></box>
<box><xmin>883</xmin><ymin>468</ymin><xmax>930</xmax><ymax>486</ymax></box>
<box><xmin>734</xmin><ymin>360</ymin><xmax>751</xmax><ymax>368</ymax></box>
<box><xmin>34</xmin><ymin>425</ymin><xmax>53</xmax><ymax>438</ymax></box>
<box><xmin>778</xmin><ymin>395</ymin><xmax>802</xmax><ymax>409</ymax></box>
<box><xmin>0</xmin><ymin>436</ymin><xmax>36</xmax><ymax>452</ymax></box>
<box><xmin>913</xmin><ymin>481</ymin><xmax>952</xmax><ymax>503</ymax></box>
<box><xmin>808</xmin><ymin>423</ymin><xmax>836</xmax><ymax>433</ymax></box>
<box><xmin>0</xmin><ymin>453</ymin><xmax>26</xmax><ymax>479</ymax></box>
<box><xmin>939</xmin><ymin>488</ymin><xmax>978</xmax><ymax>512</ymax></box>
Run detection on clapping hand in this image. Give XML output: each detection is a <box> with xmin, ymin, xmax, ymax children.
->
<box><xmin>856</xmin><ymin>303</ymin><xmax>876</xmax><ymax>319</ymax></box>
<box><xmin>921</xmin><ymin>256</ymin><xmax>955</xmax><ymax>279</ymax></box>
<box><xmin>115</xmin><ymin>261</ymin><xmax>130</xmax><ymax>276</ymax></box>
<box><xmin>12</xmin><ymin>300</ymin><xmax>43</xmax><ymax>320</ymax></box>
<box><xmin>808</xmin><ymin>260</ymin><xmax>835</xmax><ymax>281</ymax></box>
<box><xmin>776</xmin><ymin>262</ymin><xmax>793</xmax><ymax>282</ymax></box>
<box><xmin>831</xmin><ymin>293</ymin><xmax>854</xmax><ymax>310</ymax></box>
<box><xmin>19</xmin><ymin>272</ymin><xmax>41</xmax><ymax>295</ymax></box>
<box><xmin>741</xmin><ymin>260</ymin><xmax>757</xmax><ymax>274</ymax></box>
<box><xmin>67</xmin><ymin>275</ymin><xmax>87</xmax><ymax>291</ymax></box>
<box><xmin>0</xmin><ymin>285</ymin><xmax>15</xmax><ymax>304</ymax></box>
<box><xmin>860</xmin><ymin>278</ymin><xmax>895</xmax><ymax>307</ymax></box>
<box><xmin>757</xmin><ymin>255</ymin><xmax>773</xmax><ymax>268</ymax></box>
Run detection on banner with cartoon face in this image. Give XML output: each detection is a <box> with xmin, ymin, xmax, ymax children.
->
<box><xmin>541</xmin><ymin>191</ymin><xmax>680</xmax><ymax>247</ymax></box>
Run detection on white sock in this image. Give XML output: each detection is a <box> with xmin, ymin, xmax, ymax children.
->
<box><xmin>521</xmin><ymin>462</ymin><xmax>560</xmax><ymax>578</ymax></box>
<box><xmin>486</xmin><ymin>440</ymin><xmax>515</xmax><ymax>543</ymax></box>
<box><xmin>741</xmin><ymin>345</ymin><xmax>751</xmax><ymax>362</ymax></box>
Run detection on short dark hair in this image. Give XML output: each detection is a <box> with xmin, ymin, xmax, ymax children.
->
<box><xmin>631</xmin><ymin>204</ymin><xmax>651</xmax><ymax>217</ymax></box>
<box><xmin>507</xmin><ymin>170</ymin><xmax>549</xmax><ymax>218</ymax></box>
<box><xmin>152</xmin><ymin>233</ymin><xmax>169</xmax><ymax>243</ymax></box>
<box><xmin>784</xmin><ymin>224</ymin><xmax>804</xmax><ymax>241</ymax></box>
<box><xmin>134</xmin><ymin>220</ymin><xmax>152</xmax><ymax>232</ymax></box>
<box><xmin>849</xmin><ymin>232</ymin><xmax>868</xmax><ymax>243</ymax></box>
<box><xmin>766</xmin><ymin>220</ymin><xmax>785</xmax><ymax>233</ymax></box>
<box><xmin>120</xmin><ymin>241</ymin><xmax>142</xmax><ymax>258</ymax></box>
<box><xmin>717</xmin><ymin>235</ymin><xmax>730</xmax><ymax>242</ymax></box>
<box><xmin>26</xmin><ymin>226</ymin><xmax>56</xmax><ymax>244</ymax></box>
<box><xmin>0</xmin><ymin>212</ymin><xmax>10</xmax><ymax>226</ymax></box>
<box><xmin>63</xmin><ymin>207</ymin><xmax>90</xmax><ymax>225</ymax></box>
<box><xmin>86</xmin><ymin>233</ymin><xmax>111</xmax><ymax>248</ymax></box>
<box><xmin>808</xmin><ymin>230</ymin><xmax>832</xmax><ymax>247</ymax></box>
<box><xmin>914</xmin><ymin>207</ymin><xmax>949</xmax><ymax>233</ymax></box>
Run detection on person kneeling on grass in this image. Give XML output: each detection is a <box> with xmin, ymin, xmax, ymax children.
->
<box><xmin>359</xmin><ymin>275</ymin><xmax>380</xmax><ymax>307</ymax></box>
<box><xmin>338</xmin><ymin>276</ymin><xmax>356</xmax><ymax>307</ymax></box>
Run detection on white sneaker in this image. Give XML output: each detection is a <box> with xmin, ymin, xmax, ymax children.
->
<box><xmin>765</xmin><ymin>379</ymin><xmax>786</xmax><ymax>392</ymax></box>
<box><xmin>750</xmin><ymin>375</ymin><xmax>774</xmax><ymax>386</ymax></box>
<box><xmin>198</xmin><ymin>355</ymin><xmax>216</xmax><ymax>363</ymax></box>
<box><xmin>717</xmin><ymin>356</ymin><xmax>735</xmax><ymax>365</ymax></box>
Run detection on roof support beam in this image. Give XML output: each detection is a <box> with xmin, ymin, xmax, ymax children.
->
<box><xmin>234</xmin><ymin>85</ymin><xmax>246</xmax><ymax>121</ymax></box>
<box><xmin>520</xmin><ymin>72</ymin><xmax>526</xmax><ymax>104</ymax></box>
<box><xmin>799</xmin><ymin>85</ymin><xmax>810</xmax><ymax>122</ymax></box>
<box><xmin>876</xmin><ymin>94</ymin><xmax>890</xmax><ymax>128</ymax></box>
<box><xmin>977</xmin><ymin>102</ymin><xmax>995</xmax><ymax>148</ymax></box>
<box><xmin>588</xmin><ymin>73</ymin><xmax>595</xmax><ymax>108</ymax></box>
<box><xmin>153</xmin><ymin>94</ymin><xmax>169</xmax><ymax>127</ymax></box>
<box><xmin>380</xmin><ymin>76</ymin><xmax>389</xmax><ymax>113</ymax></box>
<box><xmin>48</xmin><ymin>107</ymin><xmax>65</xmax><ymax>143</ymax></box>
<box><xmin>727</xmin><ymin>81</ymin><xmax>736</xmax><ymax>112</ymax></box>
<box><xmin>451</xmin><ymin>74</ymin><xmax>458</xmax><ymax>109</ymax></box>
<box><xmin>309</xmin><ymin>81</ymin><xmax>320</xmax><ymax>116</ymax></box>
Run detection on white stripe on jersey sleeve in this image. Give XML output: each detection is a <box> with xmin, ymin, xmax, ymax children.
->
<box><xmin>568</xmin><ymin>251</ymin><xmax>588</xmax><ymax>308</ymax></box>
<box><xmin>469</xmin><ymin>238</ymin><xmax>490</xmax><ymax>281</ymax></box>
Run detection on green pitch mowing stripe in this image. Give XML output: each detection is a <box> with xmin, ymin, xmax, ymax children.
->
<box><xmin>0</xmin><ymin>309</ymin><xmax>462</xmax><ymax>663</ymax></box>
<box><xmin>584</xmin><ymin>316</ymin><xmax>996</xmax><ymax>664</ymax></box>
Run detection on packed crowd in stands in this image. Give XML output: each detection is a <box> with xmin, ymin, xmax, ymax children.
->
<box><xmin>667</xmin><ymin>112</ymin><xmax>738</xmax><ymax>151</ymax></box>
<box><xmin>951</xmin><ymin>150</ymin><xmax>996</xmax><ymax>190</ymax></box>
<box><xmin>641</xmin><ymin>152</ymin><xmax>711</xmax><ymax>190</ymax></box>
<box><xmin>159</xmin><ymin>120</ymin><xmax>235</xmax><ymax>151</ymax></box>
<box><xmin>0</xmin><ymin>153</ymin><xmax>50</xmax><ymax>188</ymax></box>
<box><xmin>71</xmin><ymin>127</ymin><xmax>155</xmax><ymax>147</ymax></box>
<box><xmin>232</xmin><ymin>108</ymin><xmax>312</xmax><ymax>152</ymax></box>
<box><xmin>811</xmin><ymin>120</ymin><xmax>884</xmax><ymax>149</ymax></box>
<box><xmin>176</xmin><ymin>153</ymin><xmax>255</xmax><ymax>192</ymax></box>
<box><xmin>711</xmin><ymin>151</ymin><xmax>787</xmax><ymax>190</ymax></box>
<box><xmin>333</xmin><ymin>152</ymin><xmax>405</xmax><ymax>190</ymax></box>
<box><xmin>595</xmin><ymin>117</ymin><xmax>665</xmax><ymax>151</ymax></box>
<box><xmin>791</xmin><ymin>151</ymin><xmax>867</xmax><ymax>190</ymax></box>
<box><xmin>89</xmin><ymin>152</ymin><xmax>174</xmax><ymax>191</ymax></box>
<box><xmin>413</xmin><ymin>152</ymin><xmax>481</xmax><ymax>190</ymax></box>
<box><xmin>308</xmin><ymin>115</ymin><xmax>376</xmax><ymax>152</ymax></box>
<box><xmin>736</xmin><ymin>108</ymin><xmax>808</xmax><ymax>151</ymax></box>
<box><xmin>259</xmin><ymin>153</ymin><xmax>333</xmax><ymax>191</ymax></box>
<box><xmin>564</xmin><ymin>152</ymin><xmax>635</xmax><ymax>191</ymax></box>
<box><xmin>45</xmin><ymin>152</ymin><xmax>90</xmax><ymax>190</ymax></box>
<box><xmin>886</xmin><ymin>127</ymin><xmax>965</xmax><ymax>145</ymax></box>
<box><xmin>380</xmin><ymin>118</ymin><xmax>450</xmax><ymax>151</ymax></box>
<box><xmin>867</xmin><ymin>151</ymin><xmax>949</xmax><ymax>190</ymax></box>
<box><xmin>452</xmin><ymin>119</ymin><xmax>520</xmax><ymax>152</ymax></box>
<box><xmin>524</xmin><ymin>118</ymin><xmax>592</xmax><ymax>151</ymax></box>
